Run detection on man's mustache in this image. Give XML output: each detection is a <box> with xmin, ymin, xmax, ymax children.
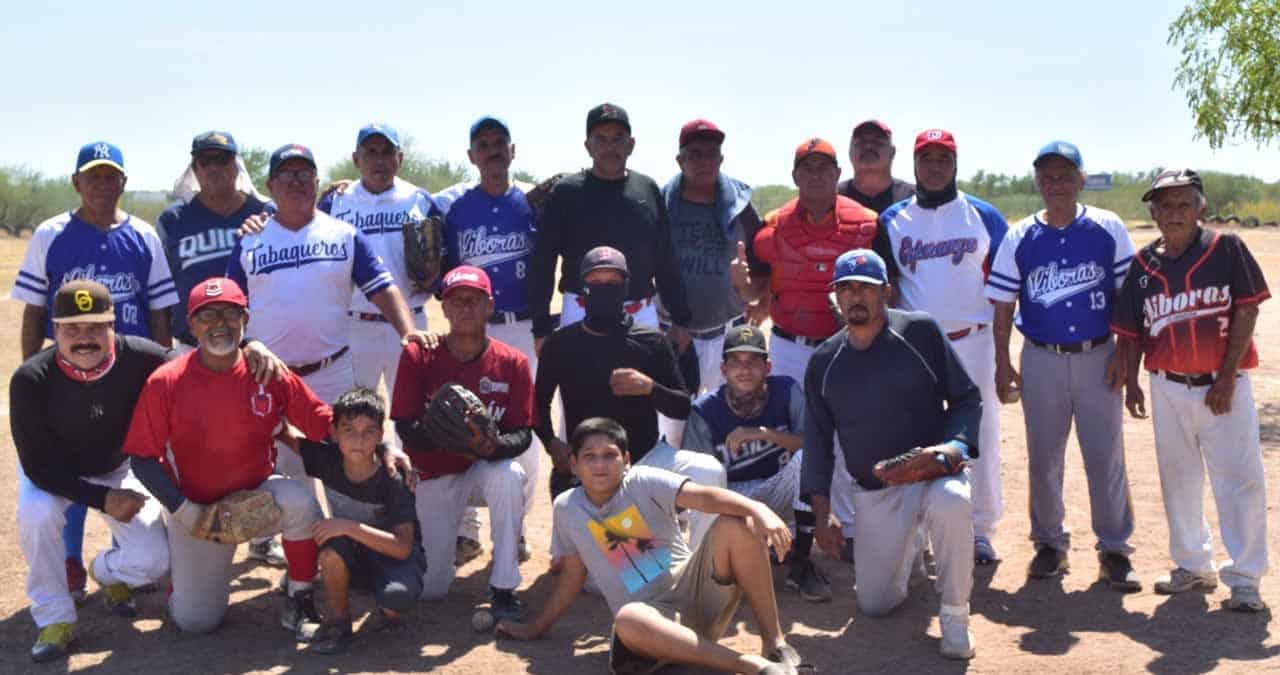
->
<box><xmin>71</xmin><ymin>343</ymin><xmax>101</xmax><ymax>353</ymax></box>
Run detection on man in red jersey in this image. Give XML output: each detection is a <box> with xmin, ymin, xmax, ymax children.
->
<box><xmin>391</xmin><ymin>266</ymin><xmax>535</xmax><ymax>622</ymax></box>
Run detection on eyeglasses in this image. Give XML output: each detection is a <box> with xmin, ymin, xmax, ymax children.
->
<box><xmin>274</xmin><ymin>169</ymin><xmax>316</xmax><ymax>182</ymax></box>
<box><xmin>194</xmin><ymin>152</ymin><xmax>234</xmax><ymax>168</ymax></box>
<box><xmin>193</xmin><ymin>306</ymin><xmax>245</xmax><ymax>324</ymax></box>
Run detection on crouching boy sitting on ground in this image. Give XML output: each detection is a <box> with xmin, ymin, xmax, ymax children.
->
<box><xmin>498</xmin><ymin>417</ymin><xmax>806</xmax><ymax>675</ymax></box>
<box><xmin>281</xmin><ymin>387</ymin><xmax>426</xmax><ymax>654</ymax></box>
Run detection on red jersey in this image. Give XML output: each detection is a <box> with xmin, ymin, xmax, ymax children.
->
<box><xmin>123</xmin><ymin>350</ymin><xmax>332</xmax><ymax>503</ymax></box>
<box><xmin>390</xmin><ymin>337</ymin><xmax>535</xmax><ymax>480</ymax></box>
<box><xmin>1112</xmin><ymin>228</ymin><xmax>1269</xmax><ymax>374</ymax></box>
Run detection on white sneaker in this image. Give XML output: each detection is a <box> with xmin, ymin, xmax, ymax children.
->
<box><xmin>1153</xmin><ymin>568</ymin><xmax>1217</xmax><ymax>594</ymax></box>
<box><xmin>939</xmin><ymin>607</ymin><xmax>976</xmax><ymax>660</ymax></box>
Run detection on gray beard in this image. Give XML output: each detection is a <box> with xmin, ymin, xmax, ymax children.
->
<box><xmin>726</xmin><ymin>385</ymin><xmax>768</xmax><ymax>419</ymax></box>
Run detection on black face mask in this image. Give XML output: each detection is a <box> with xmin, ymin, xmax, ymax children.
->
<box><xmin>583</xmin><ymin>282</ymin><xmax>626</xmax><ymax>332</ymax></box>
<box><xmin>915</xmin><ymin>170</ymin><xmax>958</xmax><ymax>209</ymax></box>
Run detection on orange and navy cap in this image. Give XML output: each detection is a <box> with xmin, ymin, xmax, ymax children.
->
<box><xmin>914</xmin><ymin>129</ymin><xmax>957</xmax><ymax>154</ymax></box>
<box><xmin>187</xmin><ymin>277</ymin><xmax>248</xmax><ymax>319</ymax></box>
<box><xmin>794</xmin><ymin>137</ymin><xmax>838</xmax><ymax>166</ymax></box>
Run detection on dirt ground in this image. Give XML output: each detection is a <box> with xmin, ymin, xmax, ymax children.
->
<box><xmin>0</xmin><ymin>227</ymin><xmax>1276</xmax><ymax>674</ymax></box>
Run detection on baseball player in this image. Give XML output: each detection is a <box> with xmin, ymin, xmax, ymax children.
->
<box><xmin>12</xmin><ymin>281</ymin><xmax>171</xmax><ymax>662</ymax></box>
<box><xmin>659</xmin><ymin>119</ymin><xmax>762</xmax><ymax>394</ymax></box>
<box><xmin>390</xmin><ymin>266</ymin><xmax>533</xmax><ymax>621</ymax></box>
<box><xmin>874</xmin><ymin>129</ymin><xmax>1009</xmax><ymax>565</ymax></box>
<box><xmin>11</xmin><ymin>141</ymin><xmax>179</xmax><ymax>606</ymax></box>
<box><xmin>433</xmin><ymin>116</ymin><xmax>540</xmax><ymax>565</ymax></box>
<box><xmin>683</xmin><ymin>325</ymin><xmax>830</xmax><ymax>602</ymax></box>
<box><xmin>804</xmin><ymin>249</ymin><xmax>982</xmax><ymax>660</ymax></box>
<box><xmin>1112</xmin><ymin>168</ymin><xmax>1270</xmax><ymax>612</ymax></box>
<box><xmin>124</xmin><ymin>278</ymin><xmax>334</xmax><ymax>637</ymax></box>
<box><xmin>985</xmin><ymin>141</ymin><xmax>1140</xmax><ymax>589</ymax></box>
<box><xmin>838</xmin><ymin>120</ymin><xmax>916</xmax><ymax>214</ymax></box>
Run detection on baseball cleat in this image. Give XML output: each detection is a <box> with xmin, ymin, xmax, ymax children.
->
<box><xmin>281</xmin><ymin>588</ymin><xmax>321</xmax><ymax>637</ymax></box>
<box><xmin>1028</xmin><ymin>547</ymin><xmax>1069</xmax><ymax>579</ymax></box>
<box><xmin>88</xmin><ymin>554</ymin><xmax>137</xmax><ymax>618</ymax></box>
<box><xmin>1154</xmin><ymin>568</ymin><xmax>1217</xmax><ymax>594</ymax></box>
<box><xmin>974</xmin><ymin>536</ymin><xmax>998</xmax><ymax>565</ymax></box>
<box><xmin>1098</xmin><ymin>552</ymin><xmax>1141</xmax><ymax>592</ymax></box>
<box><xmin>30</xmin><ymin>622</ymin><xmax>75</xmax><ymax>662</ymax></box>
<box><xmin>490</xmin><ymin>586</ymin><xmax>525</xmax><ymax>623</ymax></box>
<box><xmin>785</xmin><ymin>559</ymin><xmax>832</xmax><ymax>603</ymax></box>
<box><xmin>308</xmin><ymin>617</ymin><xmax>353</xmax><ymax>655</ymax></box>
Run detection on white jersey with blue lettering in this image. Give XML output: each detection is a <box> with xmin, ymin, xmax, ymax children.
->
<box><xmin>876</xmin><ymin>192</ymin><xmax>1009</xmax><ymax>333</ymax></box>
<box><xmin>318</xmin><ymin>177</ymin><xmax>436</xmax><ymax>314</ymax></box>
<box><xmin>226</xmin><ymin>212</ymin><xmax>393</xmax><ymax>364</ymax></box>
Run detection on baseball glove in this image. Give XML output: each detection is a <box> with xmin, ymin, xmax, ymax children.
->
<box><xmin>403</xmin><ymin>213</ymin><xmax>445</xmax><ymax>295</ymax></box>
<box><xmin>420</xmin><ymin>382</ymin><xmax>498</xmax><ymax>457</ymax></box>
<box><xmin>872</xmin><ymin>446</ymin><xmax>966</xmax><ymax>487</ymax></box>
<box><xmin>523</xmin><ymin>172</ymin><xmax>567</xmax><ymax>215</ymax></box>
<box><xmin>190</xmin><ymin>490</ymin><xmax>283</xmax><ymax>545</ymax></box>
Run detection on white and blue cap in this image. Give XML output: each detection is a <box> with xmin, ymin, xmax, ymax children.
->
<box><xmin>830</xmin><ymin>248</ymin><xmax>888</xmax><ymax>287</ymax></box>
<box><xmin>356</xmin><ymin>123</ymin><xmax>401</xmax><ymax>149</ymax></box>
<box><xmin>76</xmin><ymin>141</ymin><xmax>125</xmax><ymax>175</ymax></box>
<box><xmin>469</xmin><ymin>115</ymin><xmax>510</xmax><ymax>142</ymax></box>
<box><xmin>1034</xmin><ymin>140</ymin><xmax>1082</xmax><ymax>169</ymax></box>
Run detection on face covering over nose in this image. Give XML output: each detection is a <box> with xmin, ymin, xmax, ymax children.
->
<box><xmin>583</xmin><ymin>282</ymin><xmax>627</xmax><ymax>333</ymax></box>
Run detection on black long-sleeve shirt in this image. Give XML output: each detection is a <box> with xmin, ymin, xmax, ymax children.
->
<box><xmin>801</xmin><ymin>309</ymin><xmax>981</xmax><ymax>495</ymax></box>
<box><xmin>535</xmin><ymin>317</ymin><xmax>689</xmax><ymax>462</ymax></box>
<box><xmin>528</xmin><ymin>169</ymin><xmax>692</xmax><ymax>337</ymax></box>
<box><xmin>10</xmin><ymin>336</ymin><xmax>171</xmax><ymax>510</ymax></box>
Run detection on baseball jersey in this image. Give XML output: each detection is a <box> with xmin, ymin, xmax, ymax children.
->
<box><xmin>317</xmin><ymin>177</ymin><xmax>436</xmax><ymax>314</ymax></box>
<box><xmin>1112</xmin><ymin>227</ymin><xmax>1269</xmax><ymax>374</ymax></box>
<box><xmin>12</xmin><ymin>212</ymin><xmax>179</xmax><ymax>338</ymax></box>
<box><xmin>875</xmin><ymin>192</ymin><xmax>1008</xmax><ymax>333</ymax></box>
<box><xmin>985</xmin><ymin>204</ymin><xmax>1134</xmax><ymax>344</ymax></box>
<box><xmin>390</xmin><ymin>337</ymin><xmax>535</xmax><ymax>480</ymax></box>
<box><xmin>434</xmin><ymin>181</ymin><xmax>536</xmax><ymax>315</ymax></box>
<box><xmin>684</xmin><ymin>375</ymin><xmax>806</xmax><ymax>483</ymax></box>
<box><xmin>226</xmin><ymin>212</ymin><xmax>393</xmax><ymax>364</ymax></box>
<box><xmin>123</xmin><ymin>349</ymin><xmax>333</xmax><ymax>504</ymax></box>
<box><xmin>156</xmin><ymin>195</ymin><xmax>269</xmax><ymax>342</ymax></box>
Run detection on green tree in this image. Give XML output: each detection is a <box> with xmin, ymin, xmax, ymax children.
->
<box><xmin>1169</xmin><ymin>1</ymin><xmax>1280</xmax><ymax>148</ymax></box>
<box><xmin>240</xmin><ymin>146</ymin><xmax>271</xmax><ymax>196</ymax></box>
<box><xmin>751</xmin><ymin>184</ymin><xmax>797</xmax><ymax>215</ymax></box>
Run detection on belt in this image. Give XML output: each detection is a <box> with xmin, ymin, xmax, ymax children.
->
<box><xmin>290</xmin><ymin>346</ymin><xmax>349</xmax><ymax>377</ymax></box>
<box><xmin>660</xmin><ymin>315</ymin><xmax>749</xmax><ymax>340</ymax></box>
<box><xmin>947</xmin><ymin>324</ymin><xmax>988</xmax><ymax>341</ymax></box>
<box><xmin>574</xmin><ymin>295</ymin><xmax>651</xmax><ymax>314</ymax></box>
<box><xmin>349</xmin><ymin>306</ymin><xmax>425</xmax><ymax>323</ymax></box>
<box><xmin>489</xmin><ymin>309</ymin><xmax>533</xmax><ymax>325</ymax></box>
<box><xmin>1158</xmin><ymin>370</ymin><xmax>1238</xmax><ymax>388</ymax></box>
<box><xmin>771</xmin><ymin>325</ymin><xmax>827</xmax><ymax>348</ymax></box>
<box><xmin>1030</xmin><ymin>335</ymin><xmax>1110</xmax><ymax>355</ymax></box>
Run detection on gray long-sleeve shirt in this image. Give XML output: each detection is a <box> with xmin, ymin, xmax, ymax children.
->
<box><xmin>801</xmin><ymin>309</ymin><xmax>981</xmax><ymax>496</ymax></box>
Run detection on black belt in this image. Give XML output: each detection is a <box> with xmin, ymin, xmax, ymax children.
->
<box><xmin>1159</xmin><ymin>370</ymin><xmax>1238</xmax><ymax>387</ymax></box>
<box><xmin>771</xmin><ymin>325</ymin><xmax>828</xmax><ymax>348</ymax></box>
<box><xmin>349</xmin><ymin>306</ymin><xmax>425</xmax><ymax>323</ymax></box>
<box><xmin>489</xmin><ymin>309</ymin><xmax>533</xmax><ymax>325</ymax></box>
<box><xmin>660</xmin><ymin>315</ymin><xmax>749</xmax><ymax>340</ymax></box>
<box><xmin>1030</xmin><ymin>335</ymin><xmax>1110</xmax><ymax>355</ymax></box>
<box><xmin>291</xmin><ymin>346</ymin><xmax>349</xmax><ymax>377</ymax></box>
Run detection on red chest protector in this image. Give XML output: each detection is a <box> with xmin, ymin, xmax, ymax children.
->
<box><xmin>761</xmin><ymin>196</ymin><xmax>878</xmax><ymax>339</ymax></box>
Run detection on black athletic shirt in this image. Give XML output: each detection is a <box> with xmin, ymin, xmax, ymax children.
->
<box><xmin>838</xmin><ymin>177</ymin><xmax>916</xmax><ymax>216</ymax></box>
<box><xmin>300</xmin><ymin>439</ymin><xmax>422</xmax><ymax>546</ymax></box>
<box><xmin>10</xmin><ymin>335</ymin><xmax>172</xmax><ymax>509</ymax></box>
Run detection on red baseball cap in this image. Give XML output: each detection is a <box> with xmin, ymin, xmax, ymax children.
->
<box><xmin>914</xmin><ymin>129</ymin><xmax>957</xmax><ymax>154</ymax></box>
<box><xmin>440</xmin><ymin>265</ymin><xmax>493</xmax><ymax>299</ymax></box>
<box><xmin>852</xmin><ymin>119</ymin><xmax>892</xmax><ymax>137</ymax></box>
<box><xmin>794</xmin><ymin>137</ymin><xmax>838</xmax><ymax>166</ymax></box>
<box><xmin>187</xmin><ymin>277</ymin><xmax>247</xmax><ymax>318</ymax></box>
<box><xmin>679</xmin><ymin>119</ymin><xmax>725</xmax><ymax>148</ymax></box>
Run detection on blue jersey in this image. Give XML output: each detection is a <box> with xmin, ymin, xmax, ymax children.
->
<box><xmin>985</xmin><ymin>204</ymin><xmax>1135</xmax><ymax>344</ymax></box>
<box><xmin>12</xmin><ymin>212</ymin><xmax>178</xmax><ymax>338</ymax></box>
<box><xmin>156</xmin><ymin>195</ymin><xmax>268</xmax><ymax>341</ymax></box>
<box><xmin>434</xmin><ymin>182</ymin><xmax>536</xmax><ymax>315</ymax></box>
<box><xmin>683</xmin><ymin>375</ymin><xmax>806</xmax><ymax>483</ymax></box>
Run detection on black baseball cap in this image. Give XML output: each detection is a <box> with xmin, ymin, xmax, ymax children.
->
<box><xmin>1142</xmin><ymin>168</ymin><xmax>1204</xmax><ymax>202</ymax></box>
<box><xmin>580</xmin><ymin>246</ymin><xmax>629</xmax><ymax>280</ymax></box>
<box><xmin>52</xmin><ymin>280</ymin><xmax>115</xmax><ymax>324</ymax></box>
<box><xmin>268</xmin><ymin>143</ymin><xmax>316</xmax><ymax>177</ymax></box>
<box><xmin>723</xmin><ymin>325</ymin><xmax>768</xmax><ymax>356</ymax></box>
<box><xmin>586</xmin><ymin>103</ymin><xmax>630</xmax><ymax>136</ymax></box>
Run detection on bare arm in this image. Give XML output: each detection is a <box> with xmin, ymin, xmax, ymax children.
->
<box><xmin>368</xmin><ymin>285</ymin><xmax>415</xmax><ymax>338</ymax></box>
<box><xmin>1111</xmin><ymin>336</ymin><xmax>1146</xmax><ymax>419</ymax></box>
<box><xmin>992</xmin><ymin>301</ymin><xmax>1020</xmax><ymax>403</ymax></box>
<box><xmin>148</xmin><ymin>308</ymin><xmax>173</xmax><ymax>348</ymax></box>
<box><xmin>497</xmin><ymin>552</ymin><xmax>588</xmax><ymax>639</ymax></box>
<box><xmin>20</xmin><ymin>304</ymin><xmax>47</xmax><ymax>360</ymax></box>
<box><xmin>313</xmin><ymin>520</ymin><xmax>414</xmax><ymax>560</ymax></box>
<box><xmin>674</xmin><ymin>481</ymin><xmax>791</xmax><ymax>558</ymax></box>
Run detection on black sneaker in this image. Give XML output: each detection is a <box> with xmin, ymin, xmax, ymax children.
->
<box><xmin>1027</xmin><ymin>547</ymin><xmax>1068</xmax><ymax>579</ymax></box>
<box><xmin>490</xmin><ymin>586</ymin><xmax>525</xmax><ymax>623</ymax></box>
<box><xmin>785</xmin><ymin>560</ymin><xmax>832</xmax><ymax>603</ymax></box>
<box><xmin>1098</xmin><ymin>552</ymin><xmax>1141</xmax><ymax>592</ymax></box>
<box><xmin>309</xmin><ymin>618</ymin><xmax>353</xmax><ymax>655</ymax></box>
<box><xmin>281</xmin><ymin>589</ymin><xmax>321</xmax><ymax>636</ymax></box>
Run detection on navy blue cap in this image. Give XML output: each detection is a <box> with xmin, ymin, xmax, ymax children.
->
<box><xmin>76</xmin><ymin>141</ymin><xmax>125</xmax><ymax>174</ymax></box>
<box><xmin>1034</xmin><ymin>140</ymin><xmax>1082</xmax><ymax>169</ymax></box>
<box><xmin>268</xmin><ymin>143</ymin><xmax>316</xmax><ymax>177</ymax></box>
<box><xmin>356</xmin><ymin>123</ymin><xmax>401</xmax><ymax>149</ymax></box>
<box><xmin>191</xmin><ymin>131</ymin><xmax>238</xmax><ymax>155</ymax></box>
<box><xmin>469</xmin><ymin>115</ymin><xmax>510</xmax><ymax>142</ymax></box>
<box><xmin>586</xmin><ymin>103</ymin><xmax>630</xmax><ymax>136</ymax></box>
<box><xmin>831</xmin><ymin>249</ymin><xmax>888</xmax><ymax>287</ymax></box>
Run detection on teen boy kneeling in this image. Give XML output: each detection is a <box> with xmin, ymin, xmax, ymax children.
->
<box><xmin>498</xmin><ymin>417</ymin><xmax>806</xmax><ymax>675</ymax></box>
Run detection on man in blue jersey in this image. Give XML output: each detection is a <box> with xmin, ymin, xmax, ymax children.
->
<box><xmin>985</xmin><ymin>141</ymin><xmax>1140</xmax><ymax>589</ymax></box>
<box><xmin>11</xmin><ymin>141</ymin><xmax>179</xmax><ymax>604</ymax></box>
<box><xmin>683</xmin><ymin>325</ymin><xmax>830</xmax><ymax>602</ymax></box>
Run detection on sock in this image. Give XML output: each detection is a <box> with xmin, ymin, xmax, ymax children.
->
<box><xmin>281</xmin><ymin>538</ymin><xmax>318</xmax><ymax>586</ymax></box>
<box><xmin>63</xmin><ymin>503</ymin><xmax>88</xmax><ymax>562</ymax></box>
<box><xmin>791</xmin><ymin>510</ymin><xmax>816</xmax><ymax>566</ymax></box>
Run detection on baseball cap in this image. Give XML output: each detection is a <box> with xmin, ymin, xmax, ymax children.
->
<box><xmin>679</xmin><ymin>119</ymin><xmax>725</xmax><ymax>148</ymax></box>
<box><xmin>268</xmin><ymin>144</ymin><xmax>317</xmax><ymax>177</ymax></box>
<box><xmin>76</xmin><ymin>141</ymin><xmax>125</xmax><ymax>175</ymax></box>
<box><xmin>440</xmin><ymin>265</ymin><xmax>493</xmax><ymax>299</ymax></box>
<box><xmin>794</xmin><ymin>137</ymin><xmax>838</xmax><ymax>166</ymax></box>
<box><xmin>852</xmin><ymin>120</ymin><xmax>892</xmax><ymax>137</ymax></box>
<box><xmin>191</xmin><ymin>131</ymin><xmax>238</xmax><ymax>155</ymax></box>
<box><xmin>357</xmin><ymin>123</ymin><xmax>401</xmax><ymax>149</ymax></box>
<box><xmin>1141</xmin><ymin>168</ymin><xmax>1204</xmax><ymax>202</ymax></box>
<box><xmin>187</xmin><ymin>277</ymin><xmax>248</xmax><ymax>318</ymax></box>
<box><xmin>723</xmin><ymin>325</ymin><xmax>768</xmax><ymax>357</ymax></box>
<box><xmin>470</xmin><ymin>115</ymin><xmax>510</xmax><ymax>142</ymax></box>
<box><xmin>830</xmin><ymin>249</ymin><xmax>888</xmax><ymax>287</ymax></box>
<box><xmin>586</xmin><ymin>103</ymin><xmax>630</xmax><ymax>136</ymax></box>
<box><xmin>579</xmin><ymin>246</ymin><xmax>630</xmax><ymax>280</ymax></box>
<box><xmin>914</xmin><ymin>129</ymin><xmax>957</xmax><ymax>154</ymax></box>
<box><xmin>1033</xmin><ymin>140</ymin><xmax>1082</xmax><ymax>169</ymax></box>
<box><xmin>52</xmin><ymin>280</ymin><xmax>115</xmax><ymax>324</ymax></box>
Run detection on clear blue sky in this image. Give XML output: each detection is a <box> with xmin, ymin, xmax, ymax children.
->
<box><xmin>3</xmin><ymin>0</ymin><xmax>1275</xmax><ymax>191</ymax></box>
